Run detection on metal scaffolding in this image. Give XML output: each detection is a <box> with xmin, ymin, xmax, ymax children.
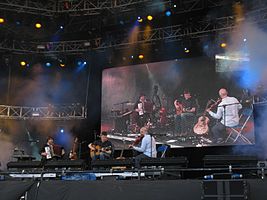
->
<box><xmin>0</xmin><ymin>0</ymin><xmax>56</xmax><ymax>16</ymax></box>
<box><xmin>0</xmin><ymin>0</ymin><xmax>231</xmax><ymax>16</ymax></box>
<box><xmin>0</xmin><ymin>104</ymin><xmax>87</xmax><ymax>120</ymax></box>
<box><xmin>1</xmin><ymin>5</ymin><xmax>267</xmax><ymax>54</ymax></box>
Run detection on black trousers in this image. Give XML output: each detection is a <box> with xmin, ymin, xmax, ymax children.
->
<box><xmin>135</xmin><ymin>153</ymin><xmax>149</xmax><ymax>169</ymax></box>
<box><xmin>211</xmin><ymin>122</ymin><xmax>226</xmax><ymax>140</ymax></box>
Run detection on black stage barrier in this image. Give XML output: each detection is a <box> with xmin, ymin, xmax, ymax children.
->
<box><xmin>1</xmin><ymin>179</ymin><xmax>267</xmax><ymax>200</ymax></box>
<box><xmin>29</xmin><ymin>180</ymin><xmax>203</xmax><ymax>200</ymax></box>
<box><xmin>0</xmin><ymin>181</ymin><xmax>34</xmax><ymax>200</ymax></box>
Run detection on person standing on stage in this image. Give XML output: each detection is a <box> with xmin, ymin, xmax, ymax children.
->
<box><xmin>207</xmin><ymin>88</ymin><xmax>242</xmax><ymax>143</ymax></box>
<box><xmin>134</xmin><ymin>94</ymin><xmax>150</xmax><ymax>127</ymax></box>
<box><xmin>129</xmin><ymin>126</ymin><xmax>157</xmax><ymax>169</ymax></box>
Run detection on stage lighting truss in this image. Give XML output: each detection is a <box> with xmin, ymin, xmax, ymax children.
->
<box><xmin>0</xmin><ymin>5</ymin><xmax>267</xmax><ymax>54</ymax></box>
<box><xmin>0</xmin><ymin>104</ymin><xmax>87</xmax><ymax>120</ymax></box>
<box><xmin>0</xmin><ymin>0</ymin><xmax>56</xmax><ymax>16</ymax></box>
<box><xmin>0</xmin><ymin>0</ymin><xmax>230</xmax><ymax>16</ymax></box>
<box><xmin>0</xmin><ymin>0</ymin><xmax>168</xmax><ymax>16</ymax></box>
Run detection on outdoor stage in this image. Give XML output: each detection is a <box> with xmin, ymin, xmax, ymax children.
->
<box><xmin>1</xmin><ymin>178</ymin><xmax>267</xmax><ymax>200</ymax></box>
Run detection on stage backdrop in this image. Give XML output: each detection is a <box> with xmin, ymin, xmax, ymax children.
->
<box><xmin>101</xmin><ymin>57</ymin><xmax>255</xmax><ymax>148</ymax></box>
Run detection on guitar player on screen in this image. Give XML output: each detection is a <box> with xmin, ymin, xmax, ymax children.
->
<box><xmin>174</xmin><ymin>90</ymin><xmax>197</xmax><ymax>136</ymax></box>
<box><xmin>88</xmin><ymin>131</ymin><xmax>113</xmax><ymax>160</ymax></box>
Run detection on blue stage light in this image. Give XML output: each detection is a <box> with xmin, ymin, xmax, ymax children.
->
<box><xmin>165</xmin><ymin>10</ymin><xmax>172</xmax><ymax>17</ymax></box>
<box><xmin>60</xmin><ymin>129</ymin><xmax>64</xmax><ymax>133</ymax></box>
<box><xmin>45</xmin><ymin>62</ymin><xmax>52</xmax><ymax>67</ymax></box>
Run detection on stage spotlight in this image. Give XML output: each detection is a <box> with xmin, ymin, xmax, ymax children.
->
<box><xmin>137</xmin><ymin>16</ymin><xmax>143</xmax><ymax>23</ymax></box>
<box><xmin>147</xmin><ymin>15</ymin><xmax>153</xmax><ymax>21</ymax></box>
<box><xmin>76</xmin><ymin>60</ymin><xmax>87</xmax><ymax>72</ymax></box>
<box><xmin>243</xmin><ymin>38</ymin><xmax>247</xmax><ymax>42</ymax></box>
<box><xmin>45</xmin><ymin>62</ymin><xmax>52</xmax><ymax>67</ymax></box>
<box><xmin>77</xmin><ymin>61</ymin><xmax>87</xmax><ymax>66</ymax></box>
<box><xmin>173</xmin><ymin>4</ymin><xmax>177</xmax><ymax>8</ymax></box>
<box><xmin>131</xmin><ymin>55</ymin><xmax>134</xmax><ymax>59</ymax></box>
<box><xmin>220</xmin><ymin>43</ymin><xmax>227</xmax><ymax>48</ymax></box>
<box><xmin>165</xmin><ymin>10</ymin><xmax>172</xmax><ymax>17</ymax></box>
<box><xmin>60</xmin><ymin>128</ymin><xmax>64</xmax><ymax>133</ymax></box>
<box><xmin>20</xmin><ymin>61</ymin><xmax>27</xmax><ymax>67</ymax></box>
<box><xmin>35</xmin><ymin>23</ymin><xmax>42</xmax><ymax>29</ymax></box>
<box><xmin>58</xmin><ymin>59</ymin><xmax>66</xmax><ymax>67</ymax></box>
<box><xmin>138</xmin><ymin>54</ymin><xmax>144</xmax><ymax>59</ymax></box>
<box><xmin>0</xmin><ymin>18</ymin><xmax>4</xmax><ymax>23</ymax></box>
<box><xmin>60</xmin><ymin>25</ymin><xmax>64</xmax><ymax>30</ymax></box>
<box><xmin>184</xmin><ymin>48</ymin><xmax>190</xmax><ymax>53</ymax></box>
<box><xmin>15</xmin><ymin>21</ymin><xmax>21</xmax><ymax>25</ymax></box>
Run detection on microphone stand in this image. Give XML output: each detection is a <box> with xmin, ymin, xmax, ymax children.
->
<box><xmin>217</xmin><ymin>102</ymin><xmax>241</xmax><ymax>132</ymax></box>
<box><xmin>149</xmin><ymin>131</ymin><xmax>154</xmax><ymax>158</ymax></box>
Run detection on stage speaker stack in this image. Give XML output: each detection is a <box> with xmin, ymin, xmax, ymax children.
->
<box><xmin>140</xmin><ymin>157</ymin><xmax>188</xmax><ymax>168</ymax></box>
<box><xmin>91</xmin><ymin>158</ymin><xmax>133</xmax><ymax>169</ymax></box>
<box><xmin>7</xmin><ymin>161</ymin><xmax>42</xmax><ymax>170</ymax></box>
<box><xmin>44</xmin><ymin>159</ymin><xmax>86</xmax><ymax>170</ymax></box>
<box><xmin>203</xmin><ymin>155</ymin><xmax>258</xmax><ymax>168</ymax></box>
<box><xmin>203</xmin><ymin>180</ymin><xmax>249</xmax><ymax>200</ymax></box>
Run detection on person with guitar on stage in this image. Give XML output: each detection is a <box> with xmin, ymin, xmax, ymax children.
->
<box><xmin>129</xmin><ymin>126</ymin><xmax>157</xmax><ymax>169</ymax></box>
<box><xmin>40</xmin><ymin>136</ymin><xmax>65</xmax><ymax>161</ymax></box>
<box><xmin>174</xmin><ymin>90</ymin><xmax>197</xmax><ymax>136</ymax></box>
<box><xmin>88</xmin><ymin>131</ymin><xmax>113</xmax><ymax>160</ymax></box>
<box><xmin>207</xmin><ymin>88</ymin><xmax>242</xmax><ymax>143</ymax></box>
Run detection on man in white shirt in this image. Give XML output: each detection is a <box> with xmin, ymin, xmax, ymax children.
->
<box><xmin>129</xmin><ymin>127</ymin><xmax>157</xmax><ymax>169</ymax></box>
<box><xmin>207</xmin><ymin>88</ymin><xmax>242</xmax><ymax>143</ymax></box>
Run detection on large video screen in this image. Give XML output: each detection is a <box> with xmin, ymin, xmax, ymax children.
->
<box><xmin>101</xmin><ymin>57</ymin><xmax>255</xmax><ymax>148</ymax></box>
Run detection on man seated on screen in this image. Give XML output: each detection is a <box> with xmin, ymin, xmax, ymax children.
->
<box><xmin>174</xmin><ymin>90</ymin><xmax>197</xmax><ymax>136</ymax></box>
<box><xmin>207</xmin><ymin>88</ymin><xmax>242</xmax><ymax>143</ymax></box>
<box><xmin>88</xmin><ymin>131</ymin><xmax>113</xmax><ymax>160</ymax></box>
<box><xmin>129</xmin><ymin>127</ymin><xmax>157</xmax><ymax>169</ymax></box>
